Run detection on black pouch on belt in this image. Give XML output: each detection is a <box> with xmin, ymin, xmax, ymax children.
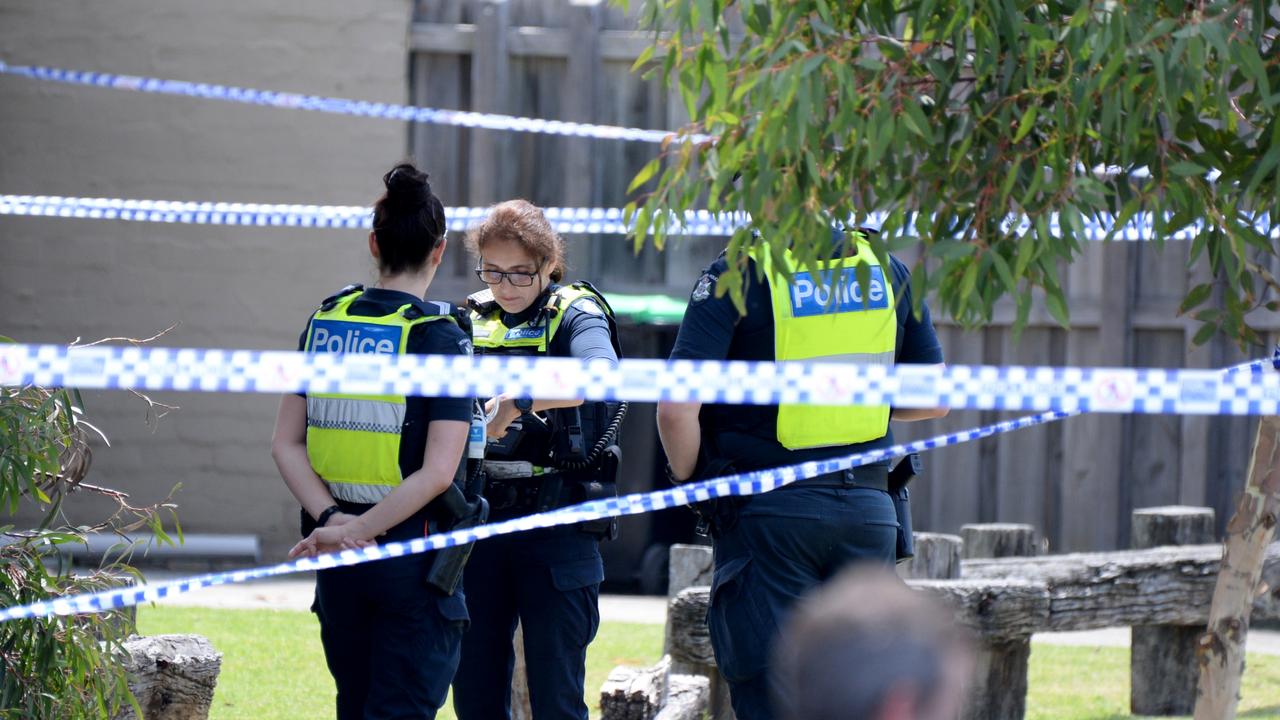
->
<box><xmin>577</xmin><ymin>445</ymin><xmax>621</xmax><ymax>541</ymax></box>
<box><xmin>889</xmin><ymin>453</ymin><xmax>922</xmax><ymax>562</ymax></box>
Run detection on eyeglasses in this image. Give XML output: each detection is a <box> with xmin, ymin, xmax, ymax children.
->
<box><xmin>475</xmin><ymin>267</ymin><xmax>539</xmax><ymax>287</ymax></box>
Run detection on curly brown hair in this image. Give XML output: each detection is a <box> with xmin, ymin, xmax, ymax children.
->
<box><xmin>464</xmin><ymin>199</ymin><xmax>566</xmax><ymax>282</ymax></box>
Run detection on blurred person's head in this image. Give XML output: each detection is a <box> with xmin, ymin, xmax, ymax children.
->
<box><xmin>773</xmin><ymin>565</ymin><xmax>973</xmax><ymax>720</ymax></box>
<box><xmin>370</xmin><ymin>162</ymin><xmax>448</xmax><ymax>279</ymax></box>
<box><xmin>465</xmin><ymin>199</ymin><xmax>566</xmax><ymax>314</ymax></box>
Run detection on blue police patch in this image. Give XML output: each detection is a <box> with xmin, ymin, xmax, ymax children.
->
<box><xmin>789</xmin><ymin>266</ymin><xmax>890</xmax><ymax>317</ymax></box>
<box><xmin>308</xmin><ymin>320</ymin><xmax>402</xmax><ymax>355</ymax></box>
<box><xmin>505</xmin><ymin>327</ymin><xmax>546</xmax><ymax>341</ymax></box>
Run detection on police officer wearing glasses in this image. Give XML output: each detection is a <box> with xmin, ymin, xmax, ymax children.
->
<box><xmin>656</xmin><ymin>228</ymin><xmax>948</xmax><ymax>720</ymax></box>
<box><xmin>452</xmin><ymin>199</ymin><xmax>625</xmax><ymax>720</ymax></box>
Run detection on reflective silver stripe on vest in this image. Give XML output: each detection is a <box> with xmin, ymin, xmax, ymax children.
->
<box><xmin>306</xmin><ymin>397</ymin><xmax>405</xmax><ymax>434</ymax></box>
<box><xmin>807</xmin><ymin>350</ymin><xmax>896</xmax><ymax>367</ymax></box>
<box><xmin>324</xmin><ymin>481</ymin><xmax>394</xmax><ymax>504</ymax></box>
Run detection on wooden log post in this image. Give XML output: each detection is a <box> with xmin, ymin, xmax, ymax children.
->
<box><xmin>667</xmin><ymin>543</ymin><xmax>714</xmax><ymax>598</ymax></box>
<box><xmin>668</xmin><ymin>580</ymin><xmax>1051</xmax><ymax>720</ymax></box>
<box><xmin>1130</xmin><ymin>506</ymin><xmax>1216</xmax><ymax>715</ymax></box>
<box><xmin>665</xmin><ymin>543</ymin><xmax>716</xmax><ymax>676</ymax></box>
<box><xmin>916</xmin><ymin>580</ymin><xmax>1051</xmax><ymax>720</ymax></box>
<box><xmin>668</xmin><ymin>585</ymin><xmax>729</xmax><ymax>719</ymax></box>
<box><xmin>961</xmin><ymin>523</ymin><xmax>1039</xmax><ymax>559</ymax></box>
<box><xmin>601</xmin><ymin>655</ymin><xmax>669</xmax><ymax>719</ymax></box>
<box><xmin>664</xmin><ymin>544</ymin><xmax>729</xmax><ymax>719</ymax></box>
<box><xmin>656</xmin><ymin>674</ymin><xmax>712</xmax><ymax>720</ymax></box>
<box><xmin>665</xmin><ymin>543</ymin><xmax>713</xmax><ymax>672</ymax></box>
<box><xmin>114</xmin><ymin>634</ymin><xmax>222</xmax><ymax>720</ymax></box>
<box><xmin>898</xmin><ymin>532</ymin><xmax>964</xmax><ymax>580</ymax></box>
<box><xmin>600</xmin><ymin>654</ymin><xmax>711</xmax><ymax>720</ymax></box>
<box><xmin>1195</xmin><ymin>415</ymin><xmax>1280</xmax><ymax>720</ymax></box>
<box><xmin>962</xmin><ymin>545</ymin><xmax>1280</xmax><ymax>630</ymax></box>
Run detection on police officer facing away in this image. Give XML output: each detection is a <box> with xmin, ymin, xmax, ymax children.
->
<box><xmin>273</xmin><ymin>163</ymin><xmax>474</xmax><ymax>719</ymax></box>
<box><xmin>656</xmin><ymin>231</ymin><xmax>948</xmax><ymax>720</ymax></box>
<box><xmin>452</xmin><ymin>200</ymin><xmax>625</xmax><ymax>720</ymax></box>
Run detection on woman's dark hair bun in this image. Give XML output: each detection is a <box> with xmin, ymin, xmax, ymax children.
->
<box><xmin>372</xmin><ymin>161</ymin><xmax>447</xmax><ymax>275</ymax></box>
<box><xmin>382</xmin><ymin>163</ymin><xmax>431</xmax><ymax>209</ymax></box>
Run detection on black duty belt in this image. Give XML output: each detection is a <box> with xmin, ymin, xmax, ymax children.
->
<box><xmin>787</xmin><ymin>464</ymin><xmax>889</xmax><ymax>492</ymax></box>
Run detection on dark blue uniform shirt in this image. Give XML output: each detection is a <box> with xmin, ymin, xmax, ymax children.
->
<box><xmin>669</xmin><ymin>253</ymin><xmax>943</xmax><ymax>473</ymax></box>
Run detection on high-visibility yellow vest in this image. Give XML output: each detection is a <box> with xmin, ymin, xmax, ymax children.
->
<box><xmin>468</xmin><ymin>282</ymin><xmax>622</xmax><ymax>470</ymax></box>
<box><xmin>304</xmin><ymin>287</ymin><xmax>461</xmax><ymax>503</ymax></box>
<box><xmin>755</xmin><ymin>242</ymin><xmax>898</xmax><ymax>449</ymax></box>
<box><xmin>469</xmin><ymin>282</ymin><xmax>617</xmax><ymax>355</ymax></box>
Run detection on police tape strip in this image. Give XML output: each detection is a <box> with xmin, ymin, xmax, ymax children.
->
<box><xmin>6</xmin><ymin>60</ymin><xmax>1278</xmax><ymax>242</ymax></box>
<box><xmin>5</xmin><ymin>194</ymin><xmax>1278</xmax><ymax>243</ymax></box>
<box><xmin>0</xmin><ymin>408</ymin><xmax>1075</xmax><ymax>623</ymax></box>
<box><xmin>0</xmin><ymin>59</ymin><xmax>709</xmax><ymax>145</ymax></box>
<box><xmin>3</xmin><ymin>343</ymin><xmax>1280</xmax><ymax>416</ymax></box>
<box><xmin>0</xmin><ymin>194</ymin><xmax>742</xmax><ymax>237</ymax></box>
<box><xmin>1</xmin><ymin>356</ymin><xmax>1272</xmax><ymax>622</ymax></box>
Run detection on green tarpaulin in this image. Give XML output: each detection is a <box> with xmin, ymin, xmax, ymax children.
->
<box><xmin>606</xmin><ymin>293</ymin><xmax>689</xmax><ymax>325</ymax></box>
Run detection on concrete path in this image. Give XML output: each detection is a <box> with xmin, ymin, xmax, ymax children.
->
<box><xmin>146</xmin><ymin>572</ymin><xmax>670</xmax><ymax>624</ymax></box>
<box><xmin>147</xmin><ymin>574</ymin><xmax>1280</xmax><ymax>655</ymax></box>
<box><xmin>1032</xmin><ymin>627</ymin><xmax>1280</xmax><ymax>656</ymax></box>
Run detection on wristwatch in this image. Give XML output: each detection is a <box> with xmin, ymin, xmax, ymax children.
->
<box><xmin>514</xmin><ymin>396</ymin><xmax>533</xmax><ymax>414</ymax></box>
<box><xmin>315</xmin><ymin>504</ymin><xmax>342</xmax><ymax>527</ymax></box>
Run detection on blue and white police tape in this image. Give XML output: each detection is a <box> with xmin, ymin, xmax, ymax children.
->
<box><xmin>3</xmin><ymin>355</ymin><xmax>1272</xmax><ymax>622</ymax></box>
<box><xmin>0</xmin><ymin>59</ymin><xmax>710</xmax><ymax>145</ymax></box>
<box><xmin>6</xmin><ymin>193</ymin><xmax>1278</xmax><ymax>243</ymax></box>
<box><xmin>3</xmin><ymin>343</ymin><xmax>1280</xmax><ymax>416</ymax></box>
<box><xmin>0</xmin><ymin>194</ymin><xmax>744</xmax><ymax>237</ymax></box>
<box><xmin>0</xmin><ymin>407</ymin><xmax>1075</xmax><ymax>623</ymax></box>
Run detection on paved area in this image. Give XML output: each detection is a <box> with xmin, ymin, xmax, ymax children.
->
<box><xmin>147</xmin><ymin>572</ymin><xmax>670</xmax><ymax>624</ymax></box>
<box><xmin>146</xmin><ymin>573</ymin><xmax>1280</xmax><ymax>655</ymax></box>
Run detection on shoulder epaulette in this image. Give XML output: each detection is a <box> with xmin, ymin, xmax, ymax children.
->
<box><xmin>402</xmin><ymin>299</ymin><xmax>462</xmax><ymax>321</ymax></box>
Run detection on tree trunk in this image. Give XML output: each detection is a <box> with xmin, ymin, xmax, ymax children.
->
<box><xmin>1194</xmin><ymin>416</ymin><xmax>1280</xmax><ymax>720</ymax></box>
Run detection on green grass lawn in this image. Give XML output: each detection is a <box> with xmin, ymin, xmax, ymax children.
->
<box><xmin>139</xmin><ymin>606</ymin><xmax>1280</xmax><ymax>719</ymax></box>
<box><xmin>137</xmin><ymin>606</ymin><xmax>661</xmax><ymax>720</ymax></box>
<box><xmin>1025</xmin><ymin>643</ymin><xmax>1280</xmax><ymax>719</ymax></box>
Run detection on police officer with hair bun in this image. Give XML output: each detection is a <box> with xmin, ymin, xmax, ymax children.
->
<box><xmin>452</xmin><ymin>199</ymin><xmax>625</xmax><ymax>720</ymax></box>
<box><xmin>272</xmin><ymin>162</ymin><xmax>478</xmax><ymax>720</ymax></box>
<box><xmin>656</xmin><ymin>228</ymin><xmax>949</xmax><ymax>720</ymax></box>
